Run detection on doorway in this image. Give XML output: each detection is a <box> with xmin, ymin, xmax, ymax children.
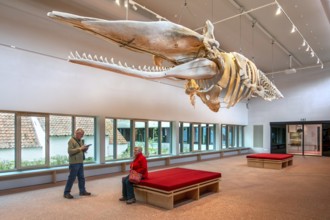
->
<box><xmin>287</xmin><ymin>124</ymin><xmax>321</xmax><ymax>156</ymax></box>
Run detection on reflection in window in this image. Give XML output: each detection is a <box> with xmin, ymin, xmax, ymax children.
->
<box><xmin>50</xmin><ymin>115</ymin><xmax>72</xmax><ymax>166</ymax></box>
<box><xmin>0</xmin><ymin>112</ymin><xmax>15</xmax><ymax>170</ymax></box>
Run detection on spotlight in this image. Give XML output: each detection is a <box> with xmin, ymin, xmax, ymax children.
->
<box><xmin>275</xmin><ymin>6</ymin><xmax>282</xmax><ymax>15</ymax></box>
<box><xmin>302</xmin><ymin>40</ymin><xmax>306</xmax><ymax>47</ymax></box>
<box><xmin>291</xmin><ymin>25</ymin><xmax>296</xmax><ymax>33</ymax></box>
<box><xmin>310</xmin><ymin>51</ymin><xmax>314</xmax><ymax>57</ymax></box>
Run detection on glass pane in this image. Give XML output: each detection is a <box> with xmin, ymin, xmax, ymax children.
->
<box><xmin>0</xmin><ymin>112</ymin><xmax>15</xmax><ymax>170</ymax></box>
<box><xmin>148</xmin><ymin>121</ymin><xmax>158</xmax><ymax>156</ymax></box>
<box><xmin>201</xmin><ymin>124</ymin><xmax>207</xmax><ymax>151</ymax></box>
<box><xmin>209</xmin><ymin>124</ymin><xmax>215</xmax><ymax>150</ymax></box>
<box><xmin>135</xmin><ymin>121</ymin><xmax>146</xmax><ymax>154</ymax></box>
<box><xmin>287</xmin><ymin>124</ymin><xmax>303</xmax><ymax>155</ymax></box>
<box><xmin>303</xmin><ymin>124</ymin><xmax>321</xmax><ymax>156</ymax></box>
<box><xmin>271</xmin><ymin>125</ymin><xmax>286</xmax><ymax>153</ymax></box>
<box><xmin>193</xmin><ymin>124</ymin><xmax>199</xmax><ymax>151</ymax></box>
<box><xmin>21</xmin><ymin>116</ymin><xmax>46</xmax><ymax>167</ymax></box>
<box><xmin>50</xmin><ymin>115</ymin><xmax>72</xmax><ymax>166</ymax></box>
<box><xmin>161</xmin><ymin>121</ymin><xmax>171</xmax><ymax>155</ymax></box>
<box><xmin>238</xmin><ymin>126</ymin><xmax>243</xmax><ymax>147</ymax></box>
<box><xmin>105</xmin><ymin>118</ymin><xmax>114</xmax><ymax>160</ymax></box>
<box><xmin>182</xmin><ymin>123</ymin><xmax>191</xmax><ymax>153</ymax></box>
<box><xmin>233</xmin><ymin>126</ymin><xmax>237</xmax><ymax>148</ymax></box>
<box><xmin>76</xmin><ymin>117</ymin><xmax>95</xmax><ymax>162</ymax></box>
<box><xmin>117</xmin><ymin>119</ymin><xmax>131</xmax><ymax>159</ymax></box>
<box><xmin>228</xmin><ymin>125</ymin><xmax>234</xmax><ymax>148</ymax></box>
<box><xmin>222</xmin><ymin>125</ymin><xmax>227</xmax><ymax>149</ymax></box>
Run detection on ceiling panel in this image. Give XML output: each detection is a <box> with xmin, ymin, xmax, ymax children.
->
<box><xmin>1</xmin><ymin>0</ymin><xmax>329</xmax><ymax>77</ymax></box>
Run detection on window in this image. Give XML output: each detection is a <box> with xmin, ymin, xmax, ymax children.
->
<box><xmin>0</xmin><ymin>112</ymin><xmax>15</xmax><ymax>170</ymax></box>
<box><xmin>209</xmin><ymin>124</ymin><xmax>215</xmax><ymax>150</ymax></box>
<box><xmin>180</xmin><ymin>122</ymin><xmax>216</xmax><ymax>153</ymax></box>
<box><xmin>180</xmin><ymin>122</ymin><xmax>191</xmax><ymax>153</ymax></box>
<box><xmin>193</xmin><ymin>124</ymin><xmax>200</xmax><ymax>151</ymax></box>
<box><xmin>201</xmin><ymin>124</ymin><xmax>207</xmax><ymax>151</ymax></box>
<box><xmin>105</xmin><ymin>118</ymin><xmax>114</xmax><ymax>160</ymax></box>
<box><xmin>134</xmin><ymin>121</ymin><xmax>146</xmax><ymax>154</ymax></box>
<box><xmin>20</xmin><ymin>115</ymin><xmax>46</xmax><ymax>168</ymax></box>
<box><xmin>75</xmin><ymin>116</ymin><xmax>95</xmax><ymax>162</ymax></box>
<box><xmin>148</xmin><ymin>121</ymin><xmax>159</xmax><ymax>156</ymax></box>
<box><xmin>105</xmin><ymin>118</ymin><xmax>171</xmax><ymax>160</ymax></box>
<box><xmin>161</xmin><ymin>121</ymin><xmax>171</xmax><ymax>154</ymax></box>
<box><xmin>222</xmin><ymin>125</ymin><xmax>227</xmax><ymax>149</ymax></box>
<box><xmin>0</xmin><ymin>112</ymin><xmax>98</xmax><ymax>171</ymax></box>
<box><xmin>117</xmin><ymin>119</ymin><xmax>131</xmax><ymax>159</ymax></box>
<box><xmin>50</xmin><ymin>115</ymin><xmax>72</xmax><ymax>166</ymax></box>
<box><xmin>221</xmin><ymin>124</ymin><xmax>245</xmax><ymax>149</ymax></box>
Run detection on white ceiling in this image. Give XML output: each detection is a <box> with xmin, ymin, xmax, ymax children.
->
<box><xmin>2</xmin><ymin>0</ymin><xmax>330</xmax><ymax>76</ymax></box>
<box><xmin>130</xmin><ymin>0</ymin><xmax>330</xmax><ymax>75</ymax></box>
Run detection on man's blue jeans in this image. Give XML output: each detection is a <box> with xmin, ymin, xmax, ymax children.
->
<box><xmin>122</xmin><ymin>175</ymin><xmax>135</xmax><ymax>200</ymax></box>
<box><xmin>64</xmin><ymin>163</ymin><xmax>86</xmax><ymax>195</ymax></box>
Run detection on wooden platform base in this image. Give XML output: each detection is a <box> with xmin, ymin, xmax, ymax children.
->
<box><xmin>134</xmin><ymin>178</ymin><xmax>220</xmax><ymax>209</ymax></box>
<box><xmin>247</xmin><ymin>157</ymin><xmax>293</xmax><ymax>170</ymax></box>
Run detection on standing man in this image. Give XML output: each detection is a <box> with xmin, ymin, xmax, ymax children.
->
<box><xmin>63</xmin><ymin>128</ymin><xmax>91</xmax><ymax>199</ymax></box>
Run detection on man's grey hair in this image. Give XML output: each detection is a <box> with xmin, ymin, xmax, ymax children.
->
<box><xmin>134</xmin><ymin>146</ymin><xmax>143</xmax><ymax>152</ymax></box>
<box><xmin>75</xmin><ymin>128</ymin><xmax>85</xmax><ymax>134</ymax></box>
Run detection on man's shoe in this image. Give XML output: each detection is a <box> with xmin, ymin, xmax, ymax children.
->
<box><xmin>126</xmin><ymin>198</ymin><xmax>136</xmax><ymax>204</ymax></box>
<box><xmin>119</xmin><ymin>197</ymin><xmax>126</xmax><ymax>201</ymax></box>
<box><xmin>79</xmin><ymin>191</ymin><xmax>91</xmax><ymax>196</ymax></box>
<box><xmin>64</xmin><ymin>194</ymin><xmax>74</xmax><ymax>199</ymax></box>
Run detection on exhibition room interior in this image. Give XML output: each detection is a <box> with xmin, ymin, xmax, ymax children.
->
<box><xmin>0</xmin><ymin>0</ymin><xmax>330</xmax><ymax>193</ymax></box>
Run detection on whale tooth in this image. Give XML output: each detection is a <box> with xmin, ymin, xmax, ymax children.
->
<box><xmin>69</xmin><ymin>51</ymin><xmax>75</xmax><ymax>59</ymax></box>
<box><xmin>75</xmin><ymin>51</ymin><xmax>81</xmax><ymax>59</ymax></box>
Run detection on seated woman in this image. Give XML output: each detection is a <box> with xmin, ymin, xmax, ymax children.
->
<box><xmin>119</xmin><ymin>146</ymin><xmax>148</xmax><ymax>204</ymax></box>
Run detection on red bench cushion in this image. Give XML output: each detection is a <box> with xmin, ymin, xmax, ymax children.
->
<box><xmin>139</xmin><ymin>168</ymin><xmax>221</xmax><ymax>191</ymax></box>
<box><xmin>246</xmin><ymin>153</ymin><xmax>293</xmax><ymax>160</ymax></box>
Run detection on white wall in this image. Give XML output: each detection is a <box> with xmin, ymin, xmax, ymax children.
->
<box><xmin>247</xmin><ymin>68</ymin><xmax>330</xmax><ymax>151</ymax></box>
<box><xmin>0</xmin><ymin>1</ymin><xmax>248</xmax><ymax>125</ymax></box>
